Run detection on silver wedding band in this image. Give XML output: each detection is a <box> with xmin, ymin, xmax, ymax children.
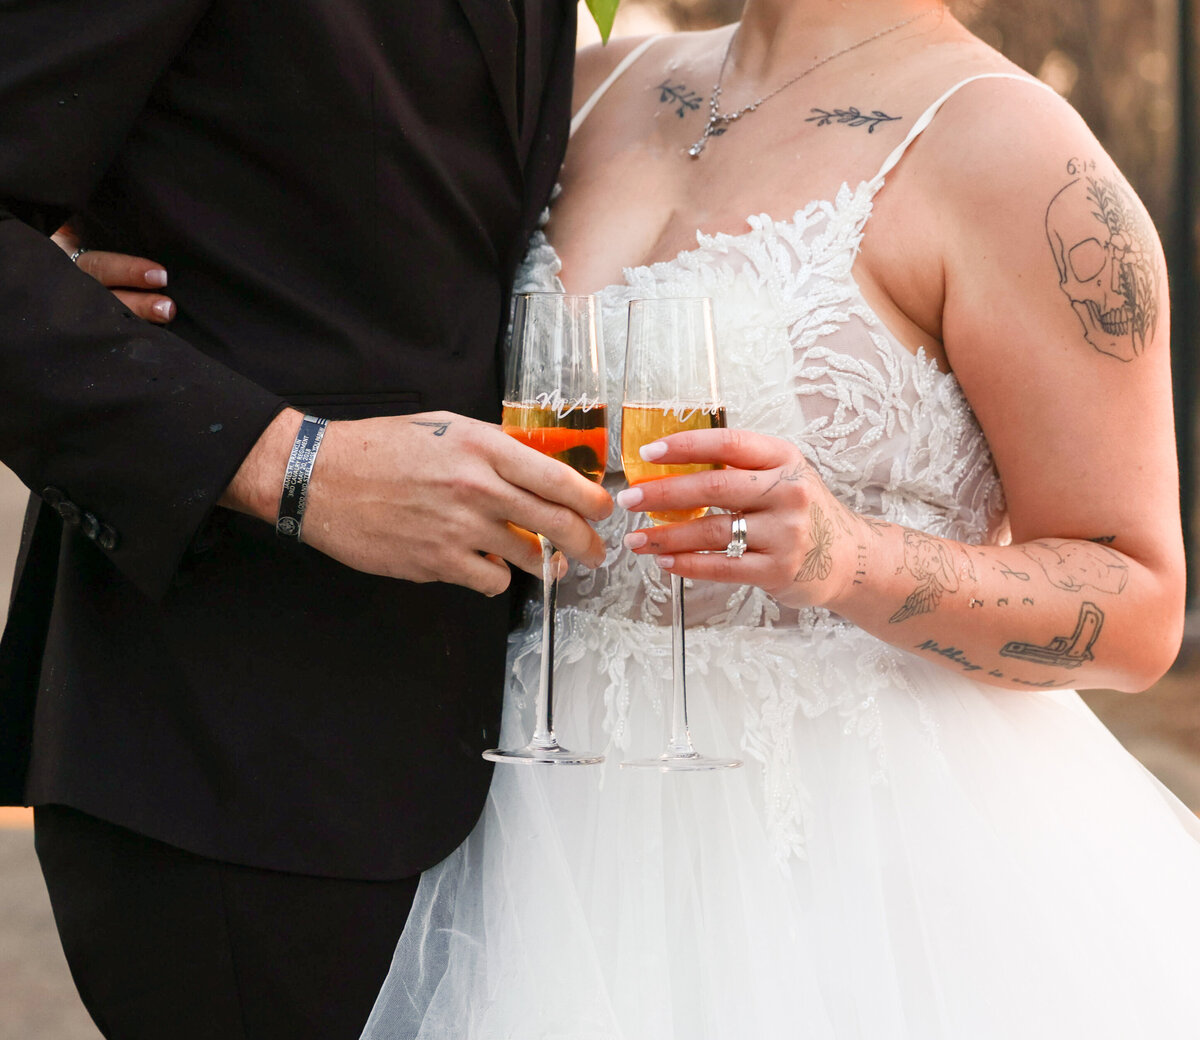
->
<box><xmin>69</xmin><ymin>246</ymin><xmax>89</xmax><ymax>263</ymax></box>
<box><xmin>725</xmin><ymin>512</ymin><xmax>748</xmax><ymax>558</ymax></box>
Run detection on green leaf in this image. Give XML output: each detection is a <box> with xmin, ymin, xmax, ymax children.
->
<box><xmin>585</xmin><ymin>0</ymin><xmax>620</xmax><ymax>44</ymax></box>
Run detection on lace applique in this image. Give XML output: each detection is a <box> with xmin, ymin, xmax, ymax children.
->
<box><xmin>513</xmin><ymin>179</ymin><xmax>1006</xmax><ymax>858</ymax></box>
<box><xmin>509</xmin><ymin>603</ymin><xmax>935</xmax><ymax>865</ymax></box>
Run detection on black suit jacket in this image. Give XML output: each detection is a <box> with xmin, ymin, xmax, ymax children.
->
<box><xmin>0</xmin><ymin>0</ymin><xmax>576</xmax><ymax>878</ymax></box>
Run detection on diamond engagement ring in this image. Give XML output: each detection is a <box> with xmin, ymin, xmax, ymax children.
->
<box><xmin>725</xmin><ymin>512</ymin><xmax>748</xmax><ymax>558</ymax></box>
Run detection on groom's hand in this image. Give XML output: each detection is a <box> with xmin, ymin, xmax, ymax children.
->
<box><xmin>221</xmin><ymin>408</ymin><xmax>613</xmax><ymax>596</ymax></box>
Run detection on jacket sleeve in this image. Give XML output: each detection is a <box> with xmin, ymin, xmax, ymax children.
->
<box><xmin>0</xmin><ymin>0</ymin><xmax>287</xmax><ymax>600</ymax></box>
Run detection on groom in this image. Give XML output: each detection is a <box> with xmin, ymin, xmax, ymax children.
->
<box><xmin>0</xmin><ymin>1</ymin><xmax>605</xmax><ymax>1036</ymax></box>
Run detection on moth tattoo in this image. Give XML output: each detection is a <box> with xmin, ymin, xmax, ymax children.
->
<box><xmin>794</xmin><ymin>503</ymin><xmax>834</xmax><ymax>582</ymax></box>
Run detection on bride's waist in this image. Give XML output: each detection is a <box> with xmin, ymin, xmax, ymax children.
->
<box><xmin>553</xmin><ymin>572</ymin><xmax>843</xmax><ymax>631</ymax></box>
<box><xmin>518</xmin><ymin>600</ymin><xmax>853</xmax><ymax>643</ymax></box>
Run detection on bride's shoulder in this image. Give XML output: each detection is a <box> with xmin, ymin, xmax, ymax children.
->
<box><xmin>572</xmin><ymin>28</ymin><xmax>727</xmax><ymax>118</ymax></box>
<box><xmin>572</xmin><ymin>36</ymin><xmax>653</xmax><ymax>116</ymax></box>
<box><xmin>925</xmin><ymin>80</ymin><xmax>1119</xmax><ymax>229</ymax></box>
<box><xmin>891</xmin><ymin>33</ymin><xmax>1117</xmax><ymax>215</ymax></box>
<box><xmin>906</xmin><ymin>31</ymin><xmax>1096</xmax><ymax>173</ymax></box>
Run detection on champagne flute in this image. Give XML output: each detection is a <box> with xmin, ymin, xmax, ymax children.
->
<box><xmin>620</xmin><ymin>297</ymin><xmax>742</xmax><ymax>771</ymax></box>
<box><xmin>483</xmin><ymin>292</ymin><xmax>607</xmax><ymax>766</ymax></box>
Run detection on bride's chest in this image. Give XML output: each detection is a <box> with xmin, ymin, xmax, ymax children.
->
<box><xmin>517</xmin><ymin>204</ymin><xmax>1003</xmax><ymax>544</ymax></box>
<box><xmin>547</xmin><ymin>139</ymin><xmax>861</xmax><ymax>296</ymax></box>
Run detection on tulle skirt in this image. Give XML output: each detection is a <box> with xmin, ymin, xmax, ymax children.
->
<box><xmin>363</xmin><ymin>606</ymin><xmax>1200</xmax><ymax>1039</ymax></box>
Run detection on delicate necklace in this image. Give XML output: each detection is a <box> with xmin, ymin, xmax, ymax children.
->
<box><xmin>687</xmin><ymin>8</ymin><xmax>938</xmax><ymax>158</ymax></box>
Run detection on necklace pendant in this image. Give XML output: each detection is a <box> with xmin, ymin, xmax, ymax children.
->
<box><xmin>688</xmin><ymin>122</ymin><xmax>714</xmax><ymax>158</ymax></box>
<box><xmin>688</xmin><ymin>114</ymin><xmax>725</xmax><ymax>159</ymax></box>
<box><xmin>685</xmin><ymin>10</ymin><xmax>936</xmax><ymax>162</ymax></box>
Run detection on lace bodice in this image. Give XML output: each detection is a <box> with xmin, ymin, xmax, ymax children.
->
<box><xmin>514</xmin><ymin>178</ymin><xmax>1007</xmax><ymax>631</ymax></box>
<box><xmin>507</xmin><ymin>69</ymin><xmax>1051</xmax><ymax>633</ymax></box>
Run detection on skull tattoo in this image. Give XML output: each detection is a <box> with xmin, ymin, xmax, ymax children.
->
<box><xmin>1045</xmin><ymin>175</ymin><xmax>1159</xmax><ymax>361</ymax></box>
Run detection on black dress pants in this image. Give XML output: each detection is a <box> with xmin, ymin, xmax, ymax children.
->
<box><xmin>34</xmin><ymin>805</ymin><xmax>420</xmax><ymax>1040</ymax></box>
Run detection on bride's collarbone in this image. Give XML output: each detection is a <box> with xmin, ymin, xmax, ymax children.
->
<box><xmin>551</xmin><ymin>65</ymin><xmax>965</xmax><ymax>290</ymax></box>
<box><xmin>568</xmin><ymin>103</ymin><xmax>908</xmax><ymax>216</ymax></box>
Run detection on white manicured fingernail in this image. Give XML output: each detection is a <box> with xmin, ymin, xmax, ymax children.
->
<box><xmin>655</xmin><ymin>555</ymin><xmax>675</xmax><ymax>569</ymax></box>
<box><xmin>623</xmin><ymin>532</ymin><xmax>647</xmax><ymax>549</ymax></box>
<box><xmin>616</xmin><ymin>487</ymin><xmax>644</xmax><ymax>509</ymax></box>
<box><xmin>639</xmin><ymin>440</ymin><xmax>668</xmax><ymax>461</ymax></box>
<box><xmin>145</xmin><ymin>269</ymin><xmax>168</xmax><ymax>287</ymax></box>
<box><xmin>152</xmin><ymin>300</ymin><xmax>175</xmax><ymax>320</ymax></box>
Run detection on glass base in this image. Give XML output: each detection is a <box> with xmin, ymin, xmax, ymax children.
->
<box><xmin>621</xmin><ymin>753</ymin><xmax>742</xmax><ymax>772</ymax></box>
<box><xmin>482</xmin><ymin>746</ymin><xmax>605</xmax><ymax>766</ymax></box>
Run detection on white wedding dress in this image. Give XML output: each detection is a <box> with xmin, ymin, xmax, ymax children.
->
<box><xmin>363</xmin><ymin>56</ymin><xmax>1200</xmax><ymax>1039</ymax></box>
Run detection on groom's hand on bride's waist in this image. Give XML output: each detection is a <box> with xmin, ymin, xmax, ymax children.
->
<box><xmin>220</xmin><ymin>408</ymin><xmax>613</xmax><ymax>596</ymax></box>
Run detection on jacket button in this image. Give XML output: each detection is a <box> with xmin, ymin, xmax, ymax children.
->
<box><xmin>41</xmin><ymin>486</ymin><xmax>66</xmax><ymax>507</ymax></box>
<box><xmin>81</xmin><ymin>512</ymin><xmax>100</xmax><ymax>540</ymax></box>
<box><xmin>56</xmin><ymin>500</ymin><xmax>81</xmax><ymax>526</ymax></box>
<box><xmin>97</xmin><ymin>525</ymin><xmax>120</xmax><ymax>552</ymax></box>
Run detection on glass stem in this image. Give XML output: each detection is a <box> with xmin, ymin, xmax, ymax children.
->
<box><xmin>665</xmin><ymin>572</ymin><xmax>698</xmax><ymax>758</ymax></box>
<box><xmin>531</xmin><ymin>534</ymin><xmax>560</xmax><ymax>751</ymax></box>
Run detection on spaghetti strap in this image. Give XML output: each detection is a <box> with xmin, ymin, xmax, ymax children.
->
<box><xmin>869</xmin><ymin>73</ymin><xmax>1055</xmax><ymax>186</ymax></box>
<box><xmin>570</xmin><ymin>35</ymin><xmax>664</xmax><ymax>138</ymax></box>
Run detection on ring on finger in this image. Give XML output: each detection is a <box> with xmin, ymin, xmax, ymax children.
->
<box><xmin>69</xmin><ymin>247</ymin><xmax>89</xmax><ymax>264</ymax></box>
<box><xmin>725</xmin><ymin>511</ymin><xmax>748</xmax><ymax>559</ymax></box>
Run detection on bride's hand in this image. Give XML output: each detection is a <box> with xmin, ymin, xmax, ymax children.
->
<box><xmin>617</xmin><ymin>427</ymin><xmax>864</xmax><ymax>611</ymax></box>
<box><xmin>52</xmin><ymin>225</ymin><xmax>176</xmax><ymax>324</ymax></box>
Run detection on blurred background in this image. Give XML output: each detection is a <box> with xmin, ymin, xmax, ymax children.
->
<box><xmin>2</xmin><ymin>1</ymin><xmax>1197</xmax><ymax>1036</ymax></box>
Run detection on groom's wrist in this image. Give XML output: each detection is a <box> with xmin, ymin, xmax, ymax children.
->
<box><xmin>219</xmin><ymin>407</ymin><xmax>304</xmax><ymax>523</ymax></box>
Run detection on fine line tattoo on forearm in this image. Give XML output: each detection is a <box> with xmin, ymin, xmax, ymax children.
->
<box><xmin>889</xmin><ymin>531</ymin><xmax>959</xmax><ymax>623</ymax></box>
<box><xmin>914</xmin><ymin>639</ymin><xmax>1070</xmax><ymax>687</ymax></box>
<box><xmin>1020</xmin><ymin>540</ymin><xmax>1128</xmax><ymax>595</ymax></box>
<box><xmin>999</xmin><ymin>601</ymin><xmax>1105</xmax><ymax>670</ymax></box>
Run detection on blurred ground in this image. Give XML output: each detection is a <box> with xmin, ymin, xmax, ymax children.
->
<box><xmin>1</xmin><ymin>467</ymin><xmax>102</xmax><ymax>1040</ymax></box>
<box><xmin>0</xmin><ymin>458</ymin><xmax>1196</xmax><ymax>1039</ymax></box>
<box><xmin>0</xmin><ymin>811</ymin><xmax>101</xmax><ymax>1040</ymax></box>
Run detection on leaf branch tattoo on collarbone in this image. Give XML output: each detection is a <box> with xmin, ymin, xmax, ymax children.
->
<box><xmin>1045</xmin><ymin>167</ymin><xmax>1160</xmax><ymax>361</ymax></box>
<box><xmin>807</xmin><ymin>107</ymin><xmax>901</xmax><ymax>133</ymax></box>
<box><xmin>658</xmin><ymin>80</ymin><xmax>703</xmax><ymax>118</ymax></box>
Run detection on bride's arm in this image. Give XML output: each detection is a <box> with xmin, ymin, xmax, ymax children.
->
<box><xmin>619</xmin><ymin>82</ymin><xmax>1183</xmax><ymax>694</ymax></box>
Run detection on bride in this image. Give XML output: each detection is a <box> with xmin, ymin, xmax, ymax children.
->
<box><xmin>74</xmin><ymin>0</ymin><xmax>1200</xmax><ymax>1035</ymax></box>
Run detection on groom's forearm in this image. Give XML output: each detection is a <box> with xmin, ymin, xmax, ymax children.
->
<box><xmin>0</xmin><ymin>212</ymin><xmax>286</xmax><ymax>600</ymax></box>
<box><xmin>0</xmin><ymin>0</ymin><xmax>289</xmax><ymax>601</ymax></box>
